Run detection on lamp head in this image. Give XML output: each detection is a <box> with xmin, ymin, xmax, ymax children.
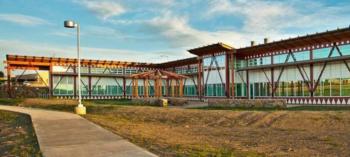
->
<box><xmin>64</xmin><ymin>20</ymin><xmax>76</xmax><ymax>28</ymax></box>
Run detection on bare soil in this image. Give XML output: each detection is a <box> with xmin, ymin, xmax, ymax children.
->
<box><xmin>85</xmin><ymin>106</ymin><xmax>350</xmax><ymax>157</ymax></box>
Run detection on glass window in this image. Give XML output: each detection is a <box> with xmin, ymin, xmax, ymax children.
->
<box><xmin>315</xmin><ymin>81</ymin><xmax>322</xmax><ymax>96</ymax></box>
<box><xmin>303</xmin><ymin>82</ymin><xmax>310</xmax><ymax>96</ymax></box>
<box><xmin>273</xmin><ymin>54</ymin><xmax>288</xmax><ymax>64</ymax></box>
<box><xmin>262</xmin><ymin>56</ymin><xmax>271</xmax><ymax>65</ymax></box>
<box><xmin>331</xmin><ymin>79</ymin><xmax>341</xmax><ymax>96</ymax></box>
<box><xmin>341</xmin><ymin>78</ymin><xmax>350</xmax><ymax>96</ymax></box>
<box><xmin>254</xmin><ymin>83</ymin><xmax>259</xmax><ymax>97</ymax></box>
<box><xmin>314</xmin><ymin>47</ymin><xmax>331</xmax><ymax>59</ymax></box>
<box><xmin>322</xmin><ymin>80</ymin><xmax>331</xmax><ymax>96</ymax></box>
<box><xmin>294</xmin><ymin>51</ymin><xmax>310</xmax><ymax>61</ymax></box>
<box><xmin>296</xmin><ymin>81</ymin><xmax>303</xmax><ymax>96</ymax></box>
<box><xmin>339</xmin><ymin>44</ymin><xmax>350</xmax><ymax>56</ymax></box>
<box><xmin>235</xmin><ymin>83</ymin><xmax>242</xmax><ymax>97</ymax></box>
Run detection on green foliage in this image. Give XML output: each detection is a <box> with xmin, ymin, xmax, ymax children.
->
<box><xmin>0</xmin><ymin>98</ymin><xmax>23</xmax><ymax>106</ymax></box>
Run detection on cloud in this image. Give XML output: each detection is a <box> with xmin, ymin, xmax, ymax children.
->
<box><xmin>146</xmin><ymin>0</ymin><xmax>175</xmax><ymax>7</ymax></box>
<box><xmin>76</xmin><ymin>0</ymin><xmax>126</xmax><ymax>20</ymax></box>
<box><xmin>205</xmin><ymin>0</ymin><xmax>350</xmax><ymax>34</ymax></box>
<box><xmin>0</xmin><ymin>13</ymin><xmax>48</xmax><ymax>26</ymax></box>
<box><xmin>0</xmin><ymin>39</ymin><xmax>192</xmax><ymax>67</ymax></box>
<box><xmin>141</xmin><ymin>11</ymin><xmax>293</xmax><ymax>48</ymax></box>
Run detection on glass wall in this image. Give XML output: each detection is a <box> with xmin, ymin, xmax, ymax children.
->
<box><xmin>91</xmin><ymin>77</ymin><xmax>122</xmax><ymax>96</ymax></box>
<box><xmin>248</xmin><ymin>56</ymin><xmax>271</xmax><ymax>67</ymax></box>
<box><xmin>53</xmin><ymin>76</ymin><xmax>74</xmax><ymax>96</ymax></box>
<box><xmin>203</xmin><ymin>54</ymin><xmax>226</xmax><ymax>97</ymax></box>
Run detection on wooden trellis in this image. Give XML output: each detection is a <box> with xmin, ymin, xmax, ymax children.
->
<box><xmin>130</xmin><ymin>70</ymin><xmax>188</xmax><ymax>98</ymax></box>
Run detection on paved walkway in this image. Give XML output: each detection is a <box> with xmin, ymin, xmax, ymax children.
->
<box><xmin>0</xmin><ymin>105</ymin><xmax>157</xmax><ymax>157</ymax></box>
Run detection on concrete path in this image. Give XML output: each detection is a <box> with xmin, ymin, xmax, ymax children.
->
<box><xmin>0</xmin><ymin>105</ymin><xmax>157</xmax><ymax>157</ymax></box>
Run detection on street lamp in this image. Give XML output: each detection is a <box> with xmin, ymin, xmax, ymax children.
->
<box><xmin>64</xmin><ymin>20</ymin><xmax>86</xmax><ymax>115</ymax></box>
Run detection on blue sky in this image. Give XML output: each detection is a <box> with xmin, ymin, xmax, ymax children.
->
<box><xmin>1</xmin><ymin>0</ymin><xmax>350</xmax><ymax>70</ymax></box>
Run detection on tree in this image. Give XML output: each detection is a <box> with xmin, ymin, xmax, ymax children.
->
<box><xmin>0</xmin><ymin>71</ymin><xmax>4</xmax><ymax>78</ymax></box>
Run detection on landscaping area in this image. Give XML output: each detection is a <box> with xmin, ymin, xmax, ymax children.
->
<box><xmin>0</xmin><ymin>109</ymin><xmax>41</xmax><ymax>157</ymax></box>
<box><xmin>1</xmin><ymin>98</ymin><xmax>350</xmax><ymax>156</ymax></box>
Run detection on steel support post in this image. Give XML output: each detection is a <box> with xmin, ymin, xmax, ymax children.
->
<box><xmin>225</xmin><ymin>52</ymin><xmax>230</xmax><ymax>98</ymax></box>
<box><xmin>73</xmin><ymin>65</ymin><xmax>77</xmax><ymax>98</ymax></box>
<box><xmin>49</xmin><ymin>63</ymin><xmax>54</xmax><ymax>97</ymax></box>
<box><xmin>271</xmin><ymin>54</ymin><xmax>275</xmax><ymax>98</ymax></box>
<box><xmin>231</xmin><ymin>53</ymin><xmax>235</xmax><ymax>99</ymax></box>
<box><xmin>197</xmin><ymin>57</ymin><xmax>203</xmax><ymax>99</ymax></box>
<box><xmin>310</xmin><ymin>49</ymin><xmax>314</xmax><ymax>97</ymax></box>
<box><xmin>88</xmin><ymin>65</ymin><xmax>92</xmax><ymax>98</ymax></box>
<box><xmin>7</xmin><ymin>66</ymin><xmax>11</xmax><ymax>98</ymax></box>
<box><xmin>246</xmin><ymin>70</ymin><xmax>250</xmax><ymax>99</ymax></box>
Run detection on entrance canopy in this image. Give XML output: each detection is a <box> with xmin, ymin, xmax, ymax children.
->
<box><xmin>131</xmin><ymin>69</ymin><xmax>188</xmax><ymax>79</ymax></box>
<box><xmin>130</xmin><ymin>70</ymin><xmax>189</xmax><ymax>98</ymax></box>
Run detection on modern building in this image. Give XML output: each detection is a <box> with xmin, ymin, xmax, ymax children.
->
<box><xmin>4</xmin><ymin>27</ymin><xmax>350</xmax><ymax>104</ymax></box>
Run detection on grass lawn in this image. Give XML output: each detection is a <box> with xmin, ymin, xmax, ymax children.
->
<box><xmin>0</xmin><ymin>110</ymin><xmax>42</xmax><ymax>157</ymax></box>
<box><xmin>1</xmin><ymin>98</ymin><xmax>350</xmax><ymax>156</ymax></box>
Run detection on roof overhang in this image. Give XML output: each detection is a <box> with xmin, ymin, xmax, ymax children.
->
<box><xmin>188</xmin><ymin>42</ymin><xmax>234</xmax><ymax>56</ymax></box>
<box><xmin>157</xmin><ymin>57</ymin><xmax>198</xmax><ymax>68</ymax></box>
<box><xmin>6</xmin><ymin>54</ymin><xmax>158</xmax><ymax>68</ymax></box>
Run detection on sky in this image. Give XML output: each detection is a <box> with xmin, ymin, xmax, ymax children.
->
<box><xmin>1</xmin><ymin>0</ymin><xmax>350</xmax><ymax>71</ymax></box>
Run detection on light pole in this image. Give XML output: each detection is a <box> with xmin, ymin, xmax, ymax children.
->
<box><xmin>64</xmin><ymin>20</ymin><xmax>86</xmax><ymax>115</ymax></box>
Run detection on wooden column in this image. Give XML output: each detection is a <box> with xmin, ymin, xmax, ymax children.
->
<box><xmin>179</xmin><ymin>79</ymin><xmax>184</xmax><ymax>97</ymax></box>
<box><xmin>132</xmin><ymin>79</ymin><xmax>138</xmax><ymax>98</ymax></box>
<box><xmin>160</xmin><ymin>79</ymin><xmax>163</xmax><ymax>97</ymax></box>
<box><xmin>166</xmin><ymin>79</ymin><xmax>169</xmax><ymax>97</ymax></box>
<box><xmin>154</xmin><ymin>79</ymin><xmax>158</xmax><ymax>98</ymax></box>
<box><xmin>171</xmin><ymin>79</ymin><xmax>175</xmax><ymax>97</ymax></box>
<box><xmin>144</xmin><ymin>78</ymin><xmax>149</xmax><ymax>97</ymax></box>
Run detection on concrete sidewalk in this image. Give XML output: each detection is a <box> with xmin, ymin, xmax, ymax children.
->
<box><xmin>0</xmin><ymin>105</ymin><xmax>157</xmax><ymax>157</ymax></box>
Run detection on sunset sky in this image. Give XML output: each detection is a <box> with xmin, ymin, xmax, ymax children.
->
<box><xmin>1</xmin><ymin>0</ymin><xmax>350</xmax><ymax>70</ymax></box>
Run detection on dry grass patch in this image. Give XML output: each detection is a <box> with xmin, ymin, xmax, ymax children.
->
<box><xmin>0</xmin><ymin>110</ymin><xmax>41</xmax><ymax>157</ymax></box>
<box><xmin>85</xmin><ymin>106</ymin><xmax>350</xmax><ymax>157</ymax></box>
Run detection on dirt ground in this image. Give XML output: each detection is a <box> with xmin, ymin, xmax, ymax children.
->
<box><xmin>3</xmin><ymin>98</ymin><xmax>350</xmax><ymax>156</ymax></box>
<box><xmin>0</xmin><ymin>110</ymin><xmax>41</xmax><ymax>157</ymax></box>
<box><xmin>85</xmin><ymin>106</ymin><xmax>350</xmax><ymax>157</ymax></box>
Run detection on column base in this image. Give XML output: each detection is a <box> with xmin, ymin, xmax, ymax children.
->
<box><xmin>75</xmin><ymin>105</ymin><xmax>86</xmax><ymax>115</ymax></box>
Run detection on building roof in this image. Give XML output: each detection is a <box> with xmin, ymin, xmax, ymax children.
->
<box><xmin>159</xmin><ymin>57</ymin><xmax>198</xmax><ymax>68</ymax></box>
<box><xmin>6</xmin><ymin>54</ymin><xmax>158</xmax><ymax>69</ymax></box>
<box><xmin>236</xmin><ymin>26</ymin><xmax>350</xmax><ymax>58</ymax></box>
<box><xmin>188</xmin><ymin>42</ymin><xmax>234</xmax><ymax>56</ymax></box>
